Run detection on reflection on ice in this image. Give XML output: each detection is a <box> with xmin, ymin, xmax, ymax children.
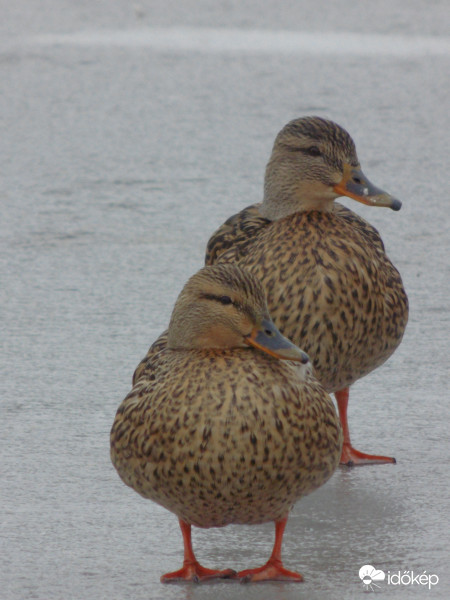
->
<box><xmin>32</xmin><ymin>27</ymin><xmax>450</xmax><ymax>57</ymax></box>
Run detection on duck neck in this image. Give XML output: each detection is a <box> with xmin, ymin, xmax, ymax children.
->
<box><xmin>260</xmin><ymin>188</ymin><xmax>335</xmax><ymax>220</ymax></box>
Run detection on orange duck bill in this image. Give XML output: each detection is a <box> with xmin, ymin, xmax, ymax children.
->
<box><xmin>245</xmin><ymin>318</ymin><xmax>309</xmax><ymax>363</ymax></box>
<box><xmin>333</xmin><ymin>164</ymin><xmax>402</xmax><ymax>211</ymax></box>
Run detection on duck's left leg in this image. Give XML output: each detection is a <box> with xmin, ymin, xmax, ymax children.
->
<box><xmin>237</xmin><ymin>516</ymin><xmax>303</xmax><ymax>582</ymax></box>
<box><xmin>161</xmin><ymin>519</ymin><xmax>236</xmax><ymax>583</ymax></box>
<box><xmin>336</xmin><ymin>387</ymin><xmax>396</xmax><ymax>466</ymax></box>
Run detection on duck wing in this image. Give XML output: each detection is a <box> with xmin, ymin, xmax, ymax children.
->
<box><xmin>132</xmin><ymin>330</ymin><xmax>168</xmax><ymax>386</ymax></box>
<box><xmin>205</xmin><ymin>203</ymin><xmax>271</xmax><ymax>265</ymax></box>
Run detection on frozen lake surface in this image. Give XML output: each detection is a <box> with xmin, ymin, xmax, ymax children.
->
<box><xmin>1</xmin><ymin>1</ymin><xmax>449</xmax><ymax>598</ymax></box>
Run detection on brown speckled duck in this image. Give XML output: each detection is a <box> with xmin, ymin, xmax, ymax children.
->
<box><xmin>205</xmin><ymin>117</ymin><xmax>408</xmax><ymax>466</ymax></box>
<box><xmin>111</xmin><ymin>264</ymin><xmax>342</xmax><ymax>583</ymax></box>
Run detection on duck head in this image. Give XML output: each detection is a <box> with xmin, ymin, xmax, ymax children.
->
<box><xmin>167</xmin><ymin>264</ymin><xmax>309</xmax><ymax>363</ymax></box>
<box><xmin>261</xmin><ymin>116</ymin><xmax>401</xmax><ymax>220</ymax></box>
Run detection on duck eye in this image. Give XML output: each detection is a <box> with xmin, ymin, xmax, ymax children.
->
<box><xmin>306</xmin><ymin>146</ymin><xmax>321</xmax><ymax>157</ymax></box>
<box><xmin>219</xmin><ymin>296</ymin><xmax>233</xmax><ymax>305</ymax></box>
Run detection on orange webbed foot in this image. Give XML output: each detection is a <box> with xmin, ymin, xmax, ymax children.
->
<box><xmin>238</xmin><ymin>558</ymin><xmax>303</xmax><ymax>583</ymax></box>
<box><xmin>161</xmin><ymin>560</ymin><xmax>236</xmax><ymax>583</ymax></box>
<box><xmin>340</xmin><ymin>442</ymin><xmax>396</xmax><ymax>466</ymax></box>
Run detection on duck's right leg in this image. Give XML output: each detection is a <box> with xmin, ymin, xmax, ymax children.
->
<box><xmin>336</xmin><ymin>387</ymin><xmax>396</xmax><ymax>466</ymax></box>
<box><xmin>161</xmin><ymin>519</ymin><xmax>236</xmax><ymax>583</ymax></box>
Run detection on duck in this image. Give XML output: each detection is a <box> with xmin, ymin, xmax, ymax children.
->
<box><xmin>205</xmin><ymin>117</ymin><xmax>408</xmax><ymax>466</ymax></box>
<box><xmin>111</xmin><ymin>264</ymin><xmax>342</xmax><ymax>583</ymax></box>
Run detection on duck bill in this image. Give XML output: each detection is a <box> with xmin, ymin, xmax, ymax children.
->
<box><xmin>245</xmin><ymin>318</ymin><xmax>309</xmax><ymax>363</ymax></box>
<box><xmin>333</xmin><ymin>164</ymin><xmax>401</xmax><ymax>211</ymax></box>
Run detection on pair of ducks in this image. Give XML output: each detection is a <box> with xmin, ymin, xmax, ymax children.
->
<box><xmin>111</xmin><ymin>117</ymin><xmax>408</xmax><ymax>583</ymax></box>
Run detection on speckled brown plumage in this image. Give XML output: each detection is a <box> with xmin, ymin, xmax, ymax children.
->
<box><xmin>132</xmin><ymin>330</ymin><xmax>168</xmax><ymax>385</ymax></box>
<box><xmin>208</xmin><ymin>203</ymin><xmax>406</xmax><ymax>392</ymax></box>
<box><xmin>112</xmin><ymin>347</ymin><xmax>341</xmax><ymax>528</ymax></box>
<box><xmin>111</xmin><ymin>264</ymin><xmax>342</xmax><ymax>581</ymax></box>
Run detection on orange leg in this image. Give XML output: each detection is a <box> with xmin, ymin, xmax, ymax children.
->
<box><xmin>336</xmin><ymin>387</ymin><xmax>396</xmax><ymax>466</ymax></box>
<box><xmin>161</xmin><ymin>519</ymin><xmax>236</xmax><ymax>583</ymax></box>
<box><xmin>237</xmin><ymin>516</ymin><xmax>303</xmax><ymax>582</ymax></box>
